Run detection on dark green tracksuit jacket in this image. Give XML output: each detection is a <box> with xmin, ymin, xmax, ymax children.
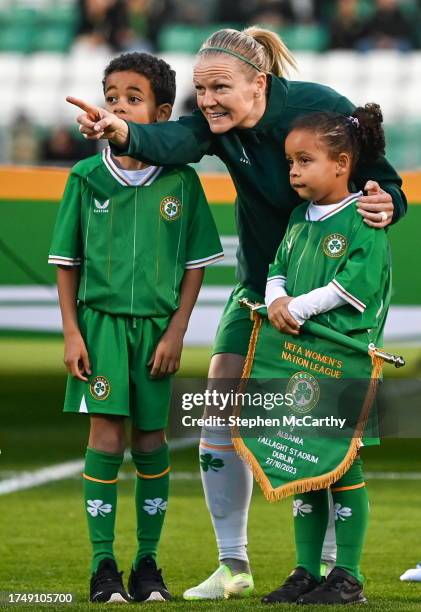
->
<box><xmin>112</xmin><ymin>76</ymin><xmax>406</xmax><ymax>297</ymax></box>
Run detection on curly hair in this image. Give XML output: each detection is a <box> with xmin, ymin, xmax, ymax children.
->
<box><xmin>290</xmin><ymin>103</ymin><xmax>385</xmax><ymax>174</ymax></box>
<box><xmin>103</xmin><ymin>52</ymin><xmax>176</xmax><ymax>106</ymax></box>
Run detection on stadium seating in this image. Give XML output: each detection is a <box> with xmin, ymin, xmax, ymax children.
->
<box><xmin>158</xmin><ymin>23</ymin><xmax>329</xmax><ymax>54</ymax></box>
<box><xmin>1</xmin><ymin>46</ymin><xmax>421</xmax><ymax>169</ymax></box>
<box><xmin>0</xmin><ymin>0</ymin><xmax>421</xmax><ymax>170</ymax></box>
<box><xmin>0</xmin><ymin>0</ymin><xmax>76</xmax><ymax>53</ymax></box>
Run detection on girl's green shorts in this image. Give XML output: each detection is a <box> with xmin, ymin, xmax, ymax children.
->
<box><xmin>64</xmin><ymin>304</ymin><xmax>171</xmax><ymax>430</ymax></box>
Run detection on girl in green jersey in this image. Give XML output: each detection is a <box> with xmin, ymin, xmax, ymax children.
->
<box><xmin>264</xmin><ymin>104</ymin><xmax>388</xmax><ymax>605</ymax></box>
<box><xmin>68</xmin><ymin>27</ymin><xmax>405</xmax><ymax>599</ymax></box>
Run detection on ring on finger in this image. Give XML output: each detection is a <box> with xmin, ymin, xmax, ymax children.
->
<box><xmin>379</xmin><ymin>211</ymin><xmax>388</xmax><ymax>222</ymax></box>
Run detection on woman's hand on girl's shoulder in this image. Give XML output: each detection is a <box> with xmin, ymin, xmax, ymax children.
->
<box><xmin>357</xmin><ymin>180</ymin><xmax>394</xmax><ymax>228</ymax></box>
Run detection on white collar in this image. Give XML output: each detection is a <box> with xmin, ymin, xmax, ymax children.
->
<box><xmin>306</xmin><ymin>192</ymin><xmax>362</xmax><ymax>222</ymax></box>
<box><xmin>102</xmin><ymin>147</ymin><xmax>162</xmax><ymax>187</ymax></box>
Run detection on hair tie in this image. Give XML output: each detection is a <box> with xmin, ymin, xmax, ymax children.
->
<box><xmin>347</xmin><ymin>116</ymin><xmax>360</xmax><ymax>128</ymax></box>
<box><xmin>198</xmin><ymin>46</ymin><xmax>261</xmax><ymax>71</ymax></box>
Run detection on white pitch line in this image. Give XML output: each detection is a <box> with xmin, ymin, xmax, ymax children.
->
<box><xmin>0</xmin><ymin>459</ymin><xmax>85</xmax><ymax>495</ymax></box>
<box><xmin>0</xmin><ymin>460</ymin><xmax>421</xmax><ymax>495</ymax></box>
<box><xmin>365</xmin><ymin>471</ymin><xmax>421</xmax><ymax>480</ymax></box>
<box><xmin>0</xmin><ymin>439</ymin><xmax>197</xmax><ymax>496</ymax></box>
<box><xmin>119</xmin><ymin>471</ymin><xmax>421</xmax><ymax>482</ymax></box>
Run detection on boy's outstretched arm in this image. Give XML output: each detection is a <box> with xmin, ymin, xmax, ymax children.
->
<box><xmin>149</xmin><ymin>268</ymin><xmax>204</xmax><ymax>378</ymax></box>
<box><xmin>57</xmin><ymin>266</ymin><xmax>91</xmax><ymax>381</ymax></box>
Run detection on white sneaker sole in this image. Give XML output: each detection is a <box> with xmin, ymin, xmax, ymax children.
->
<box><xmin>144</xmin><ymin>591</ymin><xmax>168</xmax><ymax>602</ymax></box>
<box><xmin>105</xmin><ymin>592</ymin><xmax>131</xmax><ymax>603</ymax></box>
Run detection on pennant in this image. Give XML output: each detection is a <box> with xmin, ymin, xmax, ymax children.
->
<box><xmin>232</xmin><ymin>301</ymin><xmax>404</xmax><ymax>501</ymax></box>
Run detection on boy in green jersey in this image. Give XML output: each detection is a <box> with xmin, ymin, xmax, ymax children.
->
<box><xmin>263</xmin><ymin>104</ymin><xmax>389</xmax><ymax>605</ymax></box>
<box><xmin>49</xmin><ymin>52</ymin><xmax>223</xmax><ymax>603</ymax></box>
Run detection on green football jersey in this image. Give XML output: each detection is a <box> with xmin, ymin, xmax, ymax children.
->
<box><xmin>268</xmin><ymin>195</ymin><xmax>391</xmax><ymax>345</ymax></box>
<box><xmin>115</xmin><ymin>75</ymin><xmax>406</xmax><ymax>296</ymax></box>
<box><xmin>49</xmin><ymin>148</ymin><xmax>223</xmax><ymax>317</ymax></box>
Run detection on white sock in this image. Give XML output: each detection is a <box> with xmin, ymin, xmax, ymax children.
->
<box><xmin>321</xmin><ymin>489</ymin><xmax>337</xmax><ymax>563</ymax></box>
<box><xmin>200</xmin><ymin>427</ymin><xmax>253</xmax><ymax>563</ymax></box>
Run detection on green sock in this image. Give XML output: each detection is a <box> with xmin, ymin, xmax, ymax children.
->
<box><xmin>132</xmin><ymin>444</ymin><xmax>170</xmax><ymax>569</ymax></box>
<box><xmin>293</xmin><ymin>490</ymin><xmax>329</xmax><ymax>581</ymax></box>
<box><xmin>331</xmin><ymin>457</ymin><xmax>368</xmax><ymax>583</ymax></box>
<box><xmin>83</xmin><ymin>447</ymin><xmax>124</xmax><ymax>572</ymax></box>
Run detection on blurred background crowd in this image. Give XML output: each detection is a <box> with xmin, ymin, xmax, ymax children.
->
<box><xmin>1</xmin><ymin>0</ymin><xmax>421</xmax><ymax>171</ymax></box>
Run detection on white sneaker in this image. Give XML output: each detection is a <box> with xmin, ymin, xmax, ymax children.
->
<box><xmin>183</xmin><ymin>564</ymin><xmax>254</xmax><ymax>600</ymax></box>
<box><xmin>400</xmin><ymin>563</ymin><xmax>421</xmax><ymax>582</ymax></box>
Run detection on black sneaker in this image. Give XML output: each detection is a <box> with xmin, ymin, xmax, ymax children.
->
<box><xmin>261</xmin><ymin>567</ymin><xmax>321</xmax><ymax>604</ymax></box>
<box><xmin>90</xmin><ymin>558</ymin><xmax>131</xmax><ymax>603</ymax></box>
<box><xmin>128</xmin><ymin>556</ymin><xmax>172</xmax><ymax>602</ymax></box>
<box><xmin>297</xmin><ymin>567</ymin><xmax>367</xmax><ymax>605</ymax></box>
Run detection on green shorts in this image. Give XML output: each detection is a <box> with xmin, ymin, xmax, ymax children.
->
<box><xmin>212</xmin><ymin>284</ymin><xmax>264</xmax><ymax>357</ymax></box>
<box><xmin>64</xmin><ymin>304</ymin><xmax>171</xmax><ymax>430</ymax></box>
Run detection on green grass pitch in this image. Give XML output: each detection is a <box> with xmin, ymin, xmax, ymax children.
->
<box><xmin>1</xmin><ymin>338</ymin><xmax>421</xmax><ymax>610</ymax></box>
<box><xmin>2</xmin><ymin>448</ymin><xmax>421</xmax><ymax>611</ymax></box>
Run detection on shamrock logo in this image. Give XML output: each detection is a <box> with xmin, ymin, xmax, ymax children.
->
<box><xmin>323</xmin><ymin>233</ymin><xmax>347</xmax><ymax>258</ymax></box>
<box><xmin>89</xmin><ymin>375</ymin><xmax>111</xmax><ymax>401</ymax></box>
<box><xmin>287</xmin><ymin>372</ymin><xmax>320</xmax><ymax>415</ymax></box>
<box><xmin>87</xmin><ymin>499</ymin><xmax>112</xmax><ymax>517</ymax></box>
<box><xmin>294</xmin><ymin>382</ymin><xmax>311</xmax><ymax>403</ymax></box>
<box><xmin>293</xmin><ymin>499</ymin><xmax>313</xmax><ymax>517</ymax></box>
<box><xmin>329</xmin><ymin>238</ymin><xmax>342</xmax><ymax>253</ymax></box>
<box><xmin>160</xmin><ymin>196</ymin><xmax>182</xmax><ymax>221</ymax></box>
<box><xmin>334</xmin><ymin>503</ymin><xmax>352</xmax><ymax>521</ymax></box>
<box><xmin>200</xmin><ymin>453</ymin><xmax>225</xmax><ymax>472</ymax></box>
<box><xmin>94</xmin><ymin>381</ymin><xmax>106</xmax><ymax>396</ymax></box>
<box><xmin>165</xmin><ymin>202</ymin><xmax>178</xmax><ymax>217</ymax></box>
<box><xmin>143</xmin><ymin>498</ymin><xmax>168</xmax><ymax>516</ymax></box>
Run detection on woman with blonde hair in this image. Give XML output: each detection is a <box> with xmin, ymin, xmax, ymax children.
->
<box><xmin>70</xmin><ymin>26</ymin><xmax>406</xmax><ymax>603</ymax></box>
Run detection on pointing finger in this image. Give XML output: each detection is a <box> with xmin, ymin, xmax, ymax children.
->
<box><xmin>66</xmin><ymin>96</ymin><xmax>101</xmax><ymax>120</ymax></box>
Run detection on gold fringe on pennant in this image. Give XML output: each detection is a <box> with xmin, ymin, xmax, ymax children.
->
<box><xmin>241</xmin><ymin>314</ymin><xmax>262</xmax><ymax>381</ymax></box>
<box><xmin>232</xmin><ymin>316</ymin><xmax>385</xmax><ymax>502</ymax></box>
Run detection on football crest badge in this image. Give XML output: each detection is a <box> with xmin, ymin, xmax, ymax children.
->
<box><xmin>160</xmin><ymin>196</ymin><xmax>182</xmax><ymax>221</ymax></box>
<box><xmin>89</xmin><ymin>376</ymin><xmax>111</xmax><ymax>401</ymax></box>
<box><xmin>322</xmin><ymin>233</ymin><xmax>347</xmax><ymax>258</ymax></box>
<box><xmin>286</xmin><ymin>371</ymin><xmax>320</xmax><ymax>414</ymax></box>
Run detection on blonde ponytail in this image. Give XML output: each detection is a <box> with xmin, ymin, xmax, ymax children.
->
<box><xmin>198</xmin><ymin>26</ymin><xmax>297</xmax><ymax>77</ymax></box>
<box><xmin>243</xmin><ymin>26</ymin><xmax>297</xmax><ymax>76</ymax></box>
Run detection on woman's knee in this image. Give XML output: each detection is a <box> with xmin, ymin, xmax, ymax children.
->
<box><xmin>208</xmin><ymin>352</ymin><xmax>245</xmax><ymax>379</ymax></box>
